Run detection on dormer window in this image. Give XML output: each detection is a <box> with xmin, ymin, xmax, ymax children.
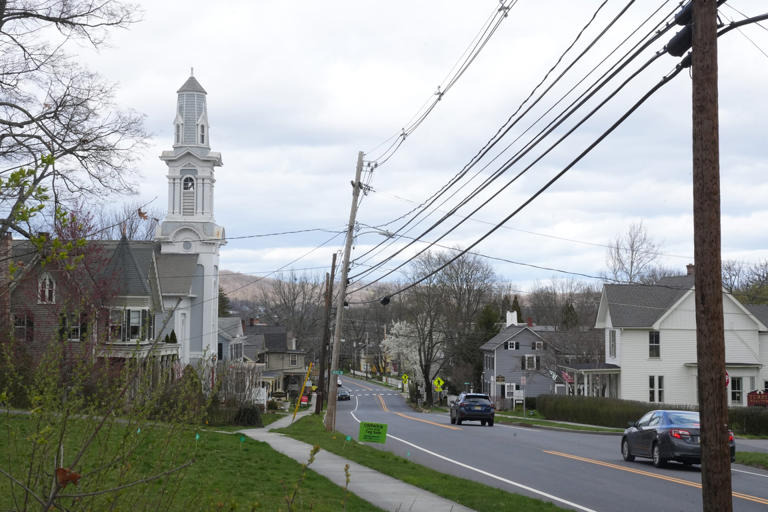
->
<box><xmin>199</xmin><ymin>124</ymin><xmax>205</xmax><ymax>144</ymax></box>
<box><xmin>38</xmin><ymin>273</ymin><xmax>55</xmax><ymax>304</ymax></box>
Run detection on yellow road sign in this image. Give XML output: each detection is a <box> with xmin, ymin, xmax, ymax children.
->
<box><xmin>401</xmin><ymin>374</ymin><xmax>409</xmax><ymax>384</ymax></box>
<box><xmin>433</xmin><ymin>376</ymin><xmax>444</xmax><ymax>391</ymax></box>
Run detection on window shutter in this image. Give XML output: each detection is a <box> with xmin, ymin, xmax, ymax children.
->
<box><xmin>536</xmin><ymin>356</ymin><xmax>541</xmax><ymax>370</ymax></box>
<box><xmin>122</xmin><ymin>310</ymin><xmax>128</xmax><ymax>342</ymax></box>
<box><xmin>521</xmin><ymin>357</ymin><xmax>526</xmax><ymax>370</ymax></box>
<box><xmin>141</xmin><ymin>310</ymin><xmax>148</xmax><ymax>340</ymax></box>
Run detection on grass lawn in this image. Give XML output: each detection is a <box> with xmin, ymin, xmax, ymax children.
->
<box><xmin>494</xmin><ymin>412</ymin><xmax>623</xmax><ymax>433</ymax></box>
<box><xmin>0</xmin><ymin>413</ymin><xmax>381</xmax><ymax>511</ymax></box>
<box><xmin>277</xmin><ymin>414</ymin><xmax>570</xmax><ymax>512</ymax></box>
<box><xmin>735</xmin><ymin>451</ymin><xmax>768</xmax><ymax>471</ymax></box>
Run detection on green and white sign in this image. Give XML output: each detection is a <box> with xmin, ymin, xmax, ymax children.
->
<box><xmin>332</xmin><ymin>370</ymin><xmax>344</xmax><ymax>375</ymax></box>
<box><xmin>358</xmin><ymin>422</ymin><xmax>388</xmax><ymax>444</ymax></box>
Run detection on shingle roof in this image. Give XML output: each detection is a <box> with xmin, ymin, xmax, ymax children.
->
<box><xmin>479</xmin><ymin>325</ymin><xmax>530</xmax><ymax>351</ymax></box>
<box><xmin>177</xmin><ymin>75</ymin><xmax>207</xmax><ymax>94</ymax></box>
<box><xmin>604</xmin><ymin>276</ymin><xmax>693</xmax><ymax>327</ymax></box>
<box><xmin>745</xmin><ymin>304</ymin><xmax>768</xmax><ymax>327</ymax></box>
<box><xmin>156</xmin><ymin>253</ymin><xmax>197</xmax><ymax>295</ymax></box>
<box><xmin>218</xmin><ymin>317</ymin><xmax>242</xmax><ymax>340</ymax></box>
<box><xmin>244</xmin><ymin>324</ymin><xmax>288</xmax><ymax>351</ymax></box>
<box><xmin>102</xmin><ymin>236</ymin><xmax>151</xmax><ymax>296</ymax></box>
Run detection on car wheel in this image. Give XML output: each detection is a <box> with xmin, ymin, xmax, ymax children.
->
<box><xmin>457</xmin><ymin>418</ymin><xmax>462</xmax><ymax>425</ymax></box>
<box><xmin>652</xmin><ymin>442</ymin><xmax>666</xmax><ymax>468</ymax></box>
<box><xmin>450</xmin><ymin>415</ymin><xmax>456</xmax><ymax>425</ymax></box>
<box><xmin>488</xmin><ymin>419</ymin><xmax>494</xmax><ymax>427</ymax></box>
<box><xmin>621</xmin><ymin>438</ymin><xmax>635</xmax><ymax>462</ymax></box>
<box><xmin>481</xmin><ymin>420</ymin><xmax>486</xmax><ymax>426</ymax></box>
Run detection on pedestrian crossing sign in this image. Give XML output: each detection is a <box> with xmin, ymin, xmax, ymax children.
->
<box><xmin>433</xmin><ymin>376</ymin><xmax>444</xmax><ymax>391</ymax></box>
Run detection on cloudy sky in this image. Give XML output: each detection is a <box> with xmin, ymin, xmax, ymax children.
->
<box><xmin>79</xmin><ymin>0</ymin><xmax>768</xmax><ymax>292</ymax></box>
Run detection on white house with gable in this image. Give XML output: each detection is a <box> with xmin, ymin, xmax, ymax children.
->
<box><xmin>593</xmin><ymin>265</ymin><xmax>768</xmax><ymax>406</ymax></box>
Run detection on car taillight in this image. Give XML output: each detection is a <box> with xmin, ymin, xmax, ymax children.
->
<box><xmin>729</xmin><ymin>430</ymin><xmax>734</xmax><ymax>442</ymax></box>
<box><xmin>671</xmin><ymin>429</ymin><xmax>691</xmax><ymax>439</ymax></box>
<box><xmin>459</xmin><ymin>402</ymin><xmax>467</xmax><ymax>408</ymax></box>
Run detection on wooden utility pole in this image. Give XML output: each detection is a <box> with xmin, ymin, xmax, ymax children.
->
<box><xmin>315</xmin><ymin>252</ymin><xmax>337</xmax><ymax>414</ymax></box>
<box><xmin>324</xmin><ymin>151</ymin><xmax>365</xmax><ymax>431</ymax></box>
<box><xmin>691</xmin><ymin>1</ymin><xmax>732</xmax><ymax>510</ymax></box>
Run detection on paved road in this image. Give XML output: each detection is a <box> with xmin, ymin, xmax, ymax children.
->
<box><xmin>334</xmin><ymin>377</ymin><xmax>768</xmax><ymax>512</ymax></box>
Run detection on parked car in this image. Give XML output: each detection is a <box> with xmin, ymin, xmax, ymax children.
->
<box><xmin>450</xmin><ymin>392</ymin><xmax>494</xmax><ymax>426</ymax></box>
<box><xmin>337</xmin><ymin>377</ymin><xmax>342</xmax><ymax>387</ymax></box>
<box><xmin>621</xmin><ymin>410</ymin><xmax>735</xmax><ymax>467</ymax></box>
<box><xmin>337</xmin><ymin>388</ymin><xmax>351</xmax><ymax>401</ymax></box>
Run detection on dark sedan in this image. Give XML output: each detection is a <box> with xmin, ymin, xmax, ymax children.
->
<box><xmin>450</xmin><ymin>393</ymin><xmax>494</xmax><ymax>426</ymax></box>
<box><xmin>621</xmin><ymin>410</ymin><xmax>735</xmax><ymax>467</ymax></box>
<box><xmin>337</xmin><ymin>388</ymin><xmax>351</xmax><ymax>401</ymax></box>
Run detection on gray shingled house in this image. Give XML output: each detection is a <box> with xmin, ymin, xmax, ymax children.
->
<box><xmin>243</xmin><ymin>320</ymin><xmax>308</xmax><ymax>396</ymax></box>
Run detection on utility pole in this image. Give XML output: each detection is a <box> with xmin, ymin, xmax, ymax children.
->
<box><xmin>325</xmin><ymin>151</ymin><xmax>365</xmax><ymax>431</ymax></box>
<box><xmin>315</xmin><ymin>252</ymin><xmax>337</xmax><ymax>414</ymax></box>
<box><xmin>691</xmin><ymin>1</ymin><xmax>732</xmax><ymax>510</ymax></box>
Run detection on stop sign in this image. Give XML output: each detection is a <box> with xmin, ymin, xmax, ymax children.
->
<box><xmin>725</xmin><ymin>370</ymin><xmax>730</xmax><ymax>387</ymax></box>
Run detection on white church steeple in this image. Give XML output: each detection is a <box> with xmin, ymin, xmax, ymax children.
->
<box><xmin>155</xmin><ymin>71</ymin><xmax>225</xmax><ymax>365</ymax></box>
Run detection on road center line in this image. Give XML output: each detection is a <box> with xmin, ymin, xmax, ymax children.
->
<box><xmin>544</xmin><ymin>450</ymin><xmax>768</xmax><ymax>506</ymax></box>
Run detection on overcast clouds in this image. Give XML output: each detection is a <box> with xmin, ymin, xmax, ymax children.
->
<box><xmin>79</xmin><ymin>0</ymin><xmax>768</xmax><ymax>291</ymax></box>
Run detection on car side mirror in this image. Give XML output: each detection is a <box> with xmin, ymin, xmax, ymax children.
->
<box><xmin>628</xmin><ymin>421</ymin><xmax>637</xmax><ymax>428</ymax></box>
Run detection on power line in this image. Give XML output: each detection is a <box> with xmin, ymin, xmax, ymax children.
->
<box><xmin>353</xmin><ymin>1</ymin><xmax>675</xmax><ymax>275</ymax></box>
<box><xmin>351</xmin><ymin>58</ymin><xmax>688</xmax><ymax>303</ymax></box>
<box><xmin>365</xmin><ymin>0</ymin><xmax>520</xmax><ymax>167</ymax></box>
<box><xmin>350</xmin><ymin>20</ymin><xmax>677</xmax><ymax>287</ymax></box>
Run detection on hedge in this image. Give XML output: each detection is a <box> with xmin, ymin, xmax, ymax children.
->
<box><xmin>536</xmin><ymin>395</ymin><xmax>768</xmax><ymax>436</ymax></box>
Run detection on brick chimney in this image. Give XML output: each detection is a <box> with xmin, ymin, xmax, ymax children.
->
<box><xmin>686</xmin><ymin>263</ymin><xmax>695</xmax><ymax>276</ymax></box>
<box><xmin>527</xmin><ymin>317</ymin><xmax>533</xmax><ymax>327</ymax></box>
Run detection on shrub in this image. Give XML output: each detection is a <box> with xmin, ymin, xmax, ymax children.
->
<box><xmin>267</xmin><ymin>399</ymin><xmax>280</xmax><ymax>411</ymax></box>
<box><xmin>536</xmin><ymin>395</ymin><xmax>768</xmax><ymax>435</ymax></box>
<box><xmin>728</xmin><ymin>406</ymin><xmax>768</xmax><ymax>436</ymax></box>
<box><xmin>408</xmin><ymin>381</ymin><xmax>419</xmax><ymax>403</ymax></box>
<box><xmin>233</xmin><ymin>405</ymin><xmax>263</xmax><ymax>427</ymax></box>
<box><xmin>524</xmin><ymin>397</ymin><xmax>537</xmax><ymax>411</ymax></box>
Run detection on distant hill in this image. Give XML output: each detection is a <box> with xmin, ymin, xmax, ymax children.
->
<box><xmin>219</xmin><ymin>270</ymin><xmax>274</xmax><ymax>302</ymax></box>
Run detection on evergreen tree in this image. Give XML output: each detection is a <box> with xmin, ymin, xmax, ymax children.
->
<box><xmin>218</xmin><ymin>287</ymin><xmax>232</xmax><ymax>317</ymax></box>
<box><xmin>562</xmin><ymin>302</ymin><xmax>579</xmax><ymax>330</ymax></box>
<box><xmin>511</xmin><ymin>294</ymin><xmax>523</xmax><ymax>323</ymax></box>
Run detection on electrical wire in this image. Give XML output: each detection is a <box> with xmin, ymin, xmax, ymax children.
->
<box><xmin>365</xmin><ymin>0</ymin><xmax>520</xmax><ymax>167</ymax></box>
<box><xmin>353</xmin><ymin>1</ymin><xmax>674</xmax><ymax>273</ymax></box>
<box><xmin>350</xmin><ymin>58</ymin><xmax>688</xmax><ymax>303</ymax></box>
<box><xmin>350</xmin><ymin>13</ymin><xmax>678</xmax><ymax>285</ymax></box>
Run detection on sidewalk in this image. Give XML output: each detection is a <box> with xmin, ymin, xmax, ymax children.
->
<box><xmin>241</xmin><ymin>407</ymin><xmax>474</xmax><ymax>512</ymax></box>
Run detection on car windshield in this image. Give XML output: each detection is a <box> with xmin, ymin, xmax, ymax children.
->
<box><xmin>666</xmin><ymin>411</ymin><xmax>699</xmax><ymax>425</ymax></box>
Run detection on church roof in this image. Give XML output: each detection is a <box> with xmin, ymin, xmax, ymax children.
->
<box><xmin>155</xmin><ymin>253</ymin><xmax>197</xmax><ymax>295</ymax></box>
<box><xmin>177</xmin><ymin>75</ymin><xmax>207</xmax><ymax>94</ymax></box>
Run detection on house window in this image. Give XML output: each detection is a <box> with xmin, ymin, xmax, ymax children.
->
<box><xmin>649</xmin><ymin>331</ymin><xmax>660</xmax><ymax>358</ymax></box>
<box><xmin>289</xmin><ymin>354</ymin><xmax>298</xmax><ymax>366</ymax></box>
<box><xmin>522</xmin><ymin>355</ymin><xmax>540</xmax><ymax>370</ymax></box>
<box><xmin>764</xmin><ymin>380</ymin><xmax>768</xmax><ymax>392</ymax></box>
<box><xmin>731</xmin><ymin>377</ymin><xmax>742</xmax><ymax>404</ymax></box>
<box><xmin>61</xmin><ymin>313</ymin><xmax>86</xmax><ymax>342</ymax></box>
<box><xmin>750</xmin><ymin>376</ymin><xmax>756</xmax><ymax>393</ymax></box>
<box><xmin>38</xmin><ymin>273</ymin><xmax>55</xmax><ymax>304</ymax></box>
<box><xmin>609</xmin><ymin>330</ymin><xmax>617</xmax><ymax>358</ymax></box>
<box><xmin>505</xmin><ymin>383</ymin><xmax>520</xmax><ymax>398</ymax></box>
<box><xmin>13</xmin><ymin>314</ymin><xmax>33</xmax><ymax>342</ymax></box>
<box><xmin>534</xmin><ymin>341</ymin><xmax>544</xmax><ymax>351</ymax></box>
<box><xmin>183</xmin><ymin>176</ymin><xmax>195</xmax><ymax>190</ymax></box>
<box><xmin>649</xmin><ymin>375</ymin><xmax>664</xmax><ymax>402</ymax></box>
<box><xmin>199</xmin><ymin>125</ymin><xmax>205</xmax><ymax>144</ymax></box>
<box><xmin>109</xmin><ymin>309</ymin><xmax>123</xmax><ymax>341</ymax></box>
<box><xmin>504</xmin><ymin>341</ymin><xmax>519</xmax><ymax>350</ymax></box>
